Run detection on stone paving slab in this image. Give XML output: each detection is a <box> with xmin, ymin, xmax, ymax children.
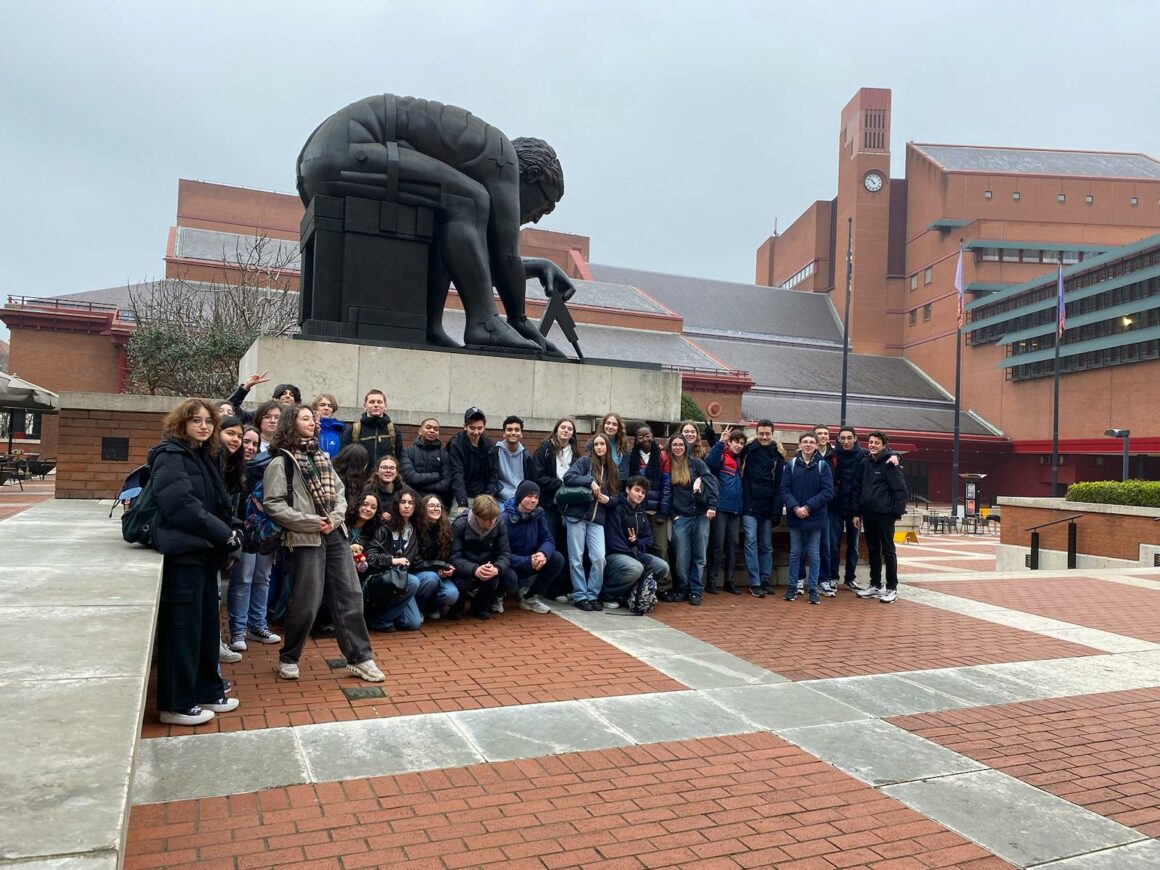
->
<box><xmin>0</xmin><ymin>565</ymin><xmax>161</xmax><ymax>608</ymax></box>
<box><xmin>0</xmin><ymin>605</ymin><xmax>155</xmax><ymax>682</ymax></box>
<box><xmin>298</xmin><ymin>714</ymin><xmax>484</xmax><ymax>783</ymax></box>
<box><xmin>450</xmin><ymin>699</ymin><xmax>633</xmax><ymax>761</ymax></box>
<box><xmin>1036</xmin><ymin>840</ymin><xmax>1160</xmax><ymax>868</ymax></box>
<box><xmin>778</xmin><ymin>718</ymin><xmax>986</xmax><ymax>786</ymax></box>
<box><xmin>901</xmin><ymin>664</ymin><xmax>1048</xmax><ymax>706</ymax></box>
<box><xmin>884</xmin><ymin>769</ymin><xmax>1145</xmax><ymax>867</ymax></box>
<box><xmin>806</xmin><ymin>672</ymin><xmax>975</xmax><ymax>716</ymax></box>
<box><xmin>0</xmin><ymin>677</ymin><xmax>141</xmax><ymax>862</ymax></box>
<box><xmin>132</xmin><ymin>728</ymin><xmax>309</xmax><ymax>805</ymax></box>
<box><xmin>4</xmin><ymin>856</ymin><xmax>118</xmax><ymax>869</ymax></box>
<box><xmin>702</xmin><ymin>682</ymin><xmax>872</xmax><ymax>730</ymax></box>
<box><xmin>584</xmin><ymin>690</ymin><xmax>756</xmax><ymax>743</ymax></box>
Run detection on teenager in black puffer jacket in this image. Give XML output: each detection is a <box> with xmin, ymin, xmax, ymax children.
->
<box><xmin>400</xmin><ymin>418</ymin><xmax>453</xmax><ymax>507</ymax></box>
<box><xmin>150</xmin><ymin>400</ymin><xmax>243</xmax><ymax>728</ymax></box>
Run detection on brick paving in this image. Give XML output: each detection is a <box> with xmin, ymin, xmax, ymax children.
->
<box><xmin>650</xmin><ymin>594</ymin><xmax>1099</xmax><ymax>681</ymax></box>
<box><xmin>909</xmin><ymin>576</ymin><xmax>1160</xmax><ymax>642</ymax></box>
<box><xmin>0</xmin><ymin>474</ymin><xmax>54</xmax><ymax>521</ymax></box>
<box><xmin>125</xmin><ymin>731</ymin><xmax>1011</xmax><ymax>870</ymax></box>
<box><xmin>891</xmin><ymin>687</ymin><xmax>1160</xmax><ymax>837</ymax></box>
<box><xmin>143</xmin><ymin>609</ymin><xmax>684</xmax><ymax>737</ymax></box>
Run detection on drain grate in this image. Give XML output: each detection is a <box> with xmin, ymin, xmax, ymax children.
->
<box><xmin>342</xmin><ymin>685</ymin><xmax>386</xmax><ymax>701</ymax></box>
<box><xmin>326</xmin><ymin>658</ymin><xmax>347</xmax><ymax>669</ymax></box>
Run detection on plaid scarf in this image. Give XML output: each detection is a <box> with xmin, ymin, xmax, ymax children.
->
<box><xmin>290</xmin><ymin>436</ymin><xmax>339</xmax><ymax>516</ymax></box>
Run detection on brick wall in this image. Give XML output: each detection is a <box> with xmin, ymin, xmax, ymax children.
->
<box><xmin>999</xmin><ymin>501</ymin><xmax>1160</xmax><ymax>561</ymax></box>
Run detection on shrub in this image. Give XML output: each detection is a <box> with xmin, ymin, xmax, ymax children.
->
<box><xmin>1065</xmin><ymin>480</ymin><xmax>1160</xmax><ymax>507</ymax></box>
<box><xmin>679</xmin><ymin>393</ymin><xmax>706</xmax><ymax>423</ymax></box>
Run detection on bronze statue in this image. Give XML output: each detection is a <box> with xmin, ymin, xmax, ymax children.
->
<box><xmin>297</xmin><ymin>94</ymin><xmax>578</xmax><ymax>355</ymax></box>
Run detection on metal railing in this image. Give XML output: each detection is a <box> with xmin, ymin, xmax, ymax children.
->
<box><xmin>1025</xmin><ymin>513</ymin><xmax>1083</xmax><ymax>570</ymax></box>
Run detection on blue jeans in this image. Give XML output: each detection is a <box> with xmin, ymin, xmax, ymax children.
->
<box><xmin>671</xmin><ymin>514</ymin><xmax>710</xmax><ymax>596</ymax></box>
<box><xmin>227</xmin><ymin>550</ymin><xmax>273</xmax><ymax>637</ymax></box>
<box><xmin>787</xmin><ymin>526</ymin><xmax>822</xmax><ymax>596</ymax></box>
<box><xmin>830</xmin><ymin>513</ymin><xmax>861</xmax><ymax>583</ymax></box>
<box><xmin>604</xmin><ymin>552</ymin><xmax>670</xmax><ymax>603</ymax></box>
<box><xmin>414</xmin><ymin>570</ymin><xmax>459</xmax><ymax>616</ymax></box>
<box><xmin>565</xmin><ymin>518</ymin><xmax>606</xmax><ymax>601</ymax></box>
<box><xmin>817</xmin><ymin>513</ymin><xmax>832</xmax><ymax>583</ymax></box>
<box><xmin>368</xmin><ymin>573</ymin><xmax>421</xmax><ymax>631</ymax></box>
<box><xmin>742</xmin><ymin>515</ymin><xmax>773</xmax><ymax>587</ymax></box>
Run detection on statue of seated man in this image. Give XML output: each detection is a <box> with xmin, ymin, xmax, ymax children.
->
<box><xmin>297</xmin><ymin>93</ymin><xmax>576</xmax><ymax>354</ymax></box>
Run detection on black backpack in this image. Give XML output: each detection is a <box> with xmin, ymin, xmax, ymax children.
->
<box><xmin>627</xmin><ymin>568</ymin><xmax>658</xmax><ymax>616</ymax></box>
<box><xmin>115</xmin><ymin>464</ymin><xmax>159</xmax><ymax>548</ymax></box>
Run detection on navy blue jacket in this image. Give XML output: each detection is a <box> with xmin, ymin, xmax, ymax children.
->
<box><xmin>670</xmin><ymin>457</ymin><xmax>719</xmax><ymax>517</ymax></box>
<box><xmin>603</xmin><ymin>492</ymin><xmax>654</xmax><ymax>559</ymax></box>
<box><xmin>706</xmin><ymin>442</ymin><xmax>743</xmax><ymax>514</ymax></box>
<box><xmin>780</xmin><ymin>453</ymin><xmax>834</xmax><ymax>529</ymax></box>
<box><xmin>740</xmin><ymin>441</ymin><xmax>784</xmax><ymax>523</ymax></box>
<box><xmin>562</xmin><ymin>455</ymin><xmax>614</xmax><ymax>524</ymax></box>
<box><xmin>501</xmin><ymin>497</ymin><xmax>557</xmax><ymax>571</ymax></box>
<box><xmin>623</xmin><ymin>445</ymin><xmax>671</xmax><ymax>516</ymax></box>
<box><xmin>833</xmin><ymin>443</ymin><xmax>866</xmax><ymax>518</ymax></box>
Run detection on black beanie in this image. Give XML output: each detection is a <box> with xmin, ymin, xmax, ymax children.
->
<box><xmin>515</xmin><ymin>480</ymin><xmax>541</xmax><ymax>503</ymax></box>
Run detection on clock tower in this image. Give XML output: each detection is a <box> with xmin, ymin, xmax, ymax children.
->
<box><xmin>834</xmin><ymin>88</ymin><xmax>897</xmax><ymax>355</ymax></box>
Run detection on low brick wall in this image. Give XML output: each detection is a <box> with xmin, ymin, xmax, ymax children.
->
<box><xmin>56</xmin><ymin>392</ymin><xmax>591</xmax><ymax>500</ymax></box>
<box><xmin>998</xmin><ymin>497</ymin><xmax>1160</xmax><ymax>562</ymax></box>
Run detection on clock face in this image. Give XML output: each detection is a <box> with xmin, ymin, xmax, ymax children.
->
<box><xmin>864</xmin><ymin>172</ymin><xmax>884</xmax><ymax>192</ymax></box>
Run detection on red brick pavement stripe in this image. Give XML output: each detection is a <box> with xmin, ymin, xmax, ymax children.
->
<box><xmin>125</xmin><ymin>731</ymin><xmax>1012</xmax><ymax>869</ymax></box>
<box><xmin>143</xmin><ymin>609</ymin><xmax>685</xmax><ymax>738</ymax></box>
<box><xmin>890</xmin><ymin>686</ymin><xmax>1160</xmax><ymax>838</ymax></box>
<box><xmin>910</xmin><ymin>576</ymin><xmax>1160</xmax><ymax>642</ymax></box>
<box><xmin>651</xmin><ymin>594</ymin><xmax>1099</xmax><ymax>681</ymax></box>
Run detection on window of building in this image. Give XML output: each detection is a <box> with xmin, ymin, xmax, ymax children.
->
<box><xmin>923</xmin><ymin>267</ymin><xmax>933</xmax><ymax>284</ymax></box>
<box><xmin>981</xmin><ymin>248</ymin><xmax>999</xmax><ymax>262</ymax></box>
<box><xmin>1012</xmin><ymin>191</ymin><xmax>1021</xmax><ymax>201</ymax></box>
<box><xmin>984</xmin><ymin>190</ymin><xmax>992</xmax><ymax>199</ymax></box>
<box><xmin>1130</xmin><ymin>196</ymin><xmax>1139</xmax><ymax>206</ymax></box>
<box><xmin>922</xmin><ymin>304</ymin><xmax>932</xmax><ymax>321</ymax></box>
<box><xmin>1002</xmin><ymin>249</ymin><xmax>1021</xmax><ymax>262</ymax></box>
<box><xmin>1022</xmin><ymin>250</ymin><xmax>1041</xmax><ymax>264</ymax></box>
<box><xmin>1058</xmin><ymin>193</ymin><xmax>1066</xmax><ymax>203</ymax></box>
<box><xmin>909</xmin><ymin>274</ymin><xmax>918</xmax><ymax>291</ymax></box>
<box><xmin>909</xmin><ymin>309</ymin><xmax>917</xmax><ymax>326</ymax></box>
<box><xmin>1062</xmin><ymin>250</ymin><xmax>1080</xmax><ymax>264</ymax></box>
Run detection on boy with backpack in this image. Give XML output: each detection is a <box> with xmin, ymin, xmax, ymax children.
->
<box><xmin>602</xmin><ymin>475</ymin><xmax>669</xmax><ymax>612</ymax></box>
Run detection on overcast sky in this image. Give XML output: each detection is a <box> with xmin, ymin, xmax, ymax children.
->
<box><xmin>3</xmin><ymin>0</ymin><xmax>1158</xmax><ymax>337</ymax></box>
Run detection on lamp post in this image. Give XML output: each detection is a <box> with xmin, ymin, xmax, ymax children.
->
<box><xmin>1104</xmin><ymin>428</ymin><xmax>1130</xmax><ymax>481</ymax></box>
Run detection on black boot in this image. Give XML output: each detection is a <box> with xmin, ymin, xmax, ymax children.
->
<box><xmin>723</xmin><ymin>581</ymin><xmax>741</xmax><ymax>595</ymax></box>
<box><xmin>704</xmin><ymin>582</ymin><xmax>718</xmax><ymax>595</ymax></box>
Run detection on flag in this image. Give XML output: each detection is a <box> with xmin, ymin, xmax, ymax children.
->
<box><xmin>1056</xmin><ymin>263</ymin><xmax>1066</xmax><ymax>338</ymax></box>
<box><xmin>954</xmin><ymin>247</ymin><xmax>965</xmax><ymax>329</ymax></box>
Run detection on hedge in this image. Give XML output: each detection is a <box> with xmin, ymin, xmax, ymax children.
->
<box><xmin>1065</xmin><ymin>480</ymin><xmax>1160</xmax><ymax>507</ymax></box>
<box><xmin>679</xmin><ymin>393</ymin><xmax>706</xmax><ymax>423</ymax></box>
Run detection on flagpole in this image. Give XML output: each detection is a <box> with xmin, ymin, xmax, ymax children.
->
<box><xmin>951</xmin><ymin>241</ymin><xmax>963</xmax><ymax>517</ymax></box>
<box><xmin>1051</xmin><ymin>261</ymin><xmax>1063</xmax><ymax>497</ymax></box>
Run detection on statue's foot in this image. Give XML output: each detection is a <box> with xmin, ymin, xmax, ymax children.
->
<box><xmin>463</xmin><ymin>316</ymin><xmax>541</xmax><ymax>352</ymax></box>
<box><xmin>508</xmin><ymin>316</ymin><xmax>565</xmax><ymax>357</ymax></box>
<box><xmin>426</xmin><ymin>324</ymin><xmax>463</xmax><ymax>349</ymax></box>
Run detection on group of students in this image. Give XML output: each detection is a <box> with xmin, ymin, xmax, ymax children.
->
<box><xmin>147</xmin><ymin>372</ymin><xmax>909</xmax><ymax>727</ymax></box>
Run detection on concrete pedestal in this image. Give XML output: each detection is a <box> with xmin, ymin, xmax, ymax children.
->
<box><xmin>239</xmin><ymin>336</ymin><xmax>681</xmax><ymax>424</ymax></box>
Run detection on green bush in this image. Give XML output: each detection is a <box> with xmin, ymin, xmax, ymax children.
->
<box><xmin>1065</xmin><ymin>480</ymin><xmax>1160</xmax><ymax>507</ymax></box>
<box><xmin>679</xmin><ymin>393</ymin><xmax>706</xmax><ymax>423</ymax></box>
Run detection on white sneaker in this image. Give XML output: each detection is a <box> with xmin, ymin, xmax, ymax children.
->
<box><xmin>796</xmin><ymin>583</ymin><xmax>805</xmax><ymax>595</ymax></box>
<box><xmin>880</xmin><ymin>588</ymin><xmax>898</xmax><ymax>604</ymax></box>
<box><xmin>492</xmin><ymin>598</ymin><xmax>505</xmax><ymax>614</ymax></box>
<box><xmin>518</xmin><ymin>595</ymin><xmax>551</xmax><ymax>613</ymax></box>
<box><xmin>277</xmin><ymin>661</ymin><xmax>300</xmax><ymax>680</ymax></box>
<box><xmin>856</xmin><ymin>585</ymin><xmax>882</xmax><ymax>599</ymax></box>
<box><xmin>555</xmin><ymin>593</ymin><xmax>574</xmax><ymax>603</ymax></box>
<box><xmin>202</xmin><ymin>697</ymin><xmax>240</xmax><ymax>713</ymax></box>
<box><xmin>347</xmin><ymin>659</ymin><xmax>386</xmax><ymax>683</ymax></box>
<box><xmin>819</xmin><ymin>581</ymin><xmax>836</xmax><ymax>598</ymax></box>
<box><xmin>160</xmin><ymin>707</ymin><xmax>214</xmax><ymax>726</ymax></box>
<box><xmin>228</xmin><ymin>634</ymin><xmax>247</xmax><ymax>652</ymax></box>
<box><xmin>602</xmin><ymin>601</ymin><xmax>620</xmax><ymax>610</ymax></box>
<box><xmin>218</xmin><ymin>642</ymin><xmax>242</xmax><ymax>663</ymax></box>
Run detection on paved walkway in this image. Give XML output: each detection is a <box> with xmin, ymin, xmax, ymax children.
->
<box><xmin>126</xmin><ymin>560</ymin><xmax>1160</xmax><ymax>869</ymax></box>
<box><xmin>0</xmin><ymin>471</ymin><xmax>55</xmax><ymax>520</ymax></box>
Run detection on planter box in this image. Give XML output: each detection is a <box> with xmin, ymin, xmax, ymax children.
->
<box><xmin>996</xmin><ymin>496</ymin><xmax>1160</xmax><ymax>570</ymax></box>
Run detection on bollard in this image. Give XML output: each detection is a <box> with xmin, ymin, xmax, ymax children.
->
<box><xmin>1030</xmin><ymin>531</ymin><xmax>1040</xmax><ymax>570</ymax></box>
<box><xmin>1067</xmin><ymin>522</ymin><xmax>1077</xmax><ymax>569</ymax></box>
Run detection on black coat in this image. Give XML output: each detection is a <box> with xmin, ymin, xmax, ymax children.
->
<box><xmin>148</xmin><ymin>438</ymin><xmax>234</xmax><ymax>560</ymax></box>
<box><xmin>833</xmin><ymin>444</ymin><xmax>866</xmax><ymax>518</ymax></box>
<box><xmin>447</xmin><ymin>430</ymin><xmax>500</xmax><ymax>508</ymax></box>
<box><xmin>740</xmin><ymin>441</ymin><xmax>784</xmax><ymax>522</ymax></box>
<box><xmin>342</xmin><ymin>413</ymin><xmax>403</xmax><ymax>469</ymax></box>
<box><xmin>400</xmin><ymin>437</ymin><xmax>452</xmax><ymax>502</ymax></box>
<box><xmin>450</xmin><ymin>513</ymin><xmax>511</xmax><ymax>581</ymax></box>
<box><xmin>859</xmin><ymin>449</ymin><xmax>908</xmax><ymax>518</ymax></box>
<box><xmin>531</xmin><ymin>439</ymin><xmax>573</xmax><ymax>504</ymax></box>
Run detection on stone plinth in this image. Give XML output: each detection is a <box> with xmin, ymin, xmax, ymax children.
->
<box><xmin>239</xmin><ymin>336</ymin><xmax>681</xmax><ymax>423</ymax></box>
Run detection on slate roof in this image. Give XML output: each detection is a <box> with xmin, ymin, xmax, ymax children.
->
<box><xmin>912</xmin><ymin>144</ymin><xmax>1160</xmax><ymax>179</ymax></box>
<box><xmin>174</xmin><ymin>227</ymin><xmax>301</xmax><ymax>269</ymax></box>
<box><xmin>741</xmin><ymin>393</ymin><xmax>994</xmax><ymax>437</ymax></box>
<box><xmin>693</xmin><ymin>337</ymin><xmax>946</xmax><ymax>400</ymax></box>
<box><xmin>588</xmin><ymin>263</ymin><xmax>843</xmax><ymax>341</ymax></box>
<box><xmin>525</xmin><ymin>278</ymin><xmax>671</xmax><ymax>315</ymax></box>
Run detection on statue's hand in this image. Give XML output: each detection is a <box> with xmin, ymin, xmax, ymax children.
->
<box><xmin>526</xmin><ymin>258</ymin><xmax>577</xmax><ymax>303</ymax></box>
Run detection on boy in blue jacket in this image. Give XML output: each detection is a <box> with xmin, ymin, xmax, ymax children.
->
<box><xmin>779</xmin><ymin>431</ymin><xmax>834</xmax><ymax>605</ymax></box>
<box><xmin>499</xmin><ymin>481</ymin><xmax>566</xmax><ymax>612</ymax></box>
<box><xmin>602</xmin><ymin>476</ymin><xmax>672</xmax><ymax>607</ymax></box>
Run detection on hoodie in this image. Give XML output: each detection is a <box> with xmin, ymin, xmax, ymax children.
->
<box><xmin>495</xmin><ymin>441</ymin><xmax>535</xmax><ymax>502</ymax></box>
<box><xmin>317</xmin><ymin>416</ymin><xmax>346</xmax><ymax>459</ymax></box>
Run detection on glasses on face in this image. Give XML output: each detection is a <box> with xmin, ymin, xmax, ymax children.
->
<box><xmin>190</xmin><ymin>416</ymin><xmax>213</xmax><ymax>426</ymax></box>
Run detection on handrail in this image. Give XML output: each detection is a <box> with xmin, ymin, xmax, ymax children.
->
<box><xmin>1025</xmin><ymin>513</ymin><xmax>1084</xmax><ymax>532</ymax></box>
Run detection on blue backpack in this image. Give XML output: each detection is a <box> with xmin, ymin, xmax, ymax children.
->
<box><xmin>242</xmin><ymin>454</ymin><xmax>295</xmax><ymax>555</ymax></box>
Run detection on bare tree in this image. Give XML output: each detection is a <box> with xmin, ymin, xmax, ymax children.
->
<box><xmin>126</xmin><ymin>234</ymin><xmax>299</xmax><ymax>397</ymax></box>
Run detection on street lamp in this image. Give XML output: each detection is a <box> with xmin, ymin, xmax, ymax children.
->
<box><xmin>1104</xmin><ymin>428</ymin><xmax>1130</xmax><ymax>481</ymax></box>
